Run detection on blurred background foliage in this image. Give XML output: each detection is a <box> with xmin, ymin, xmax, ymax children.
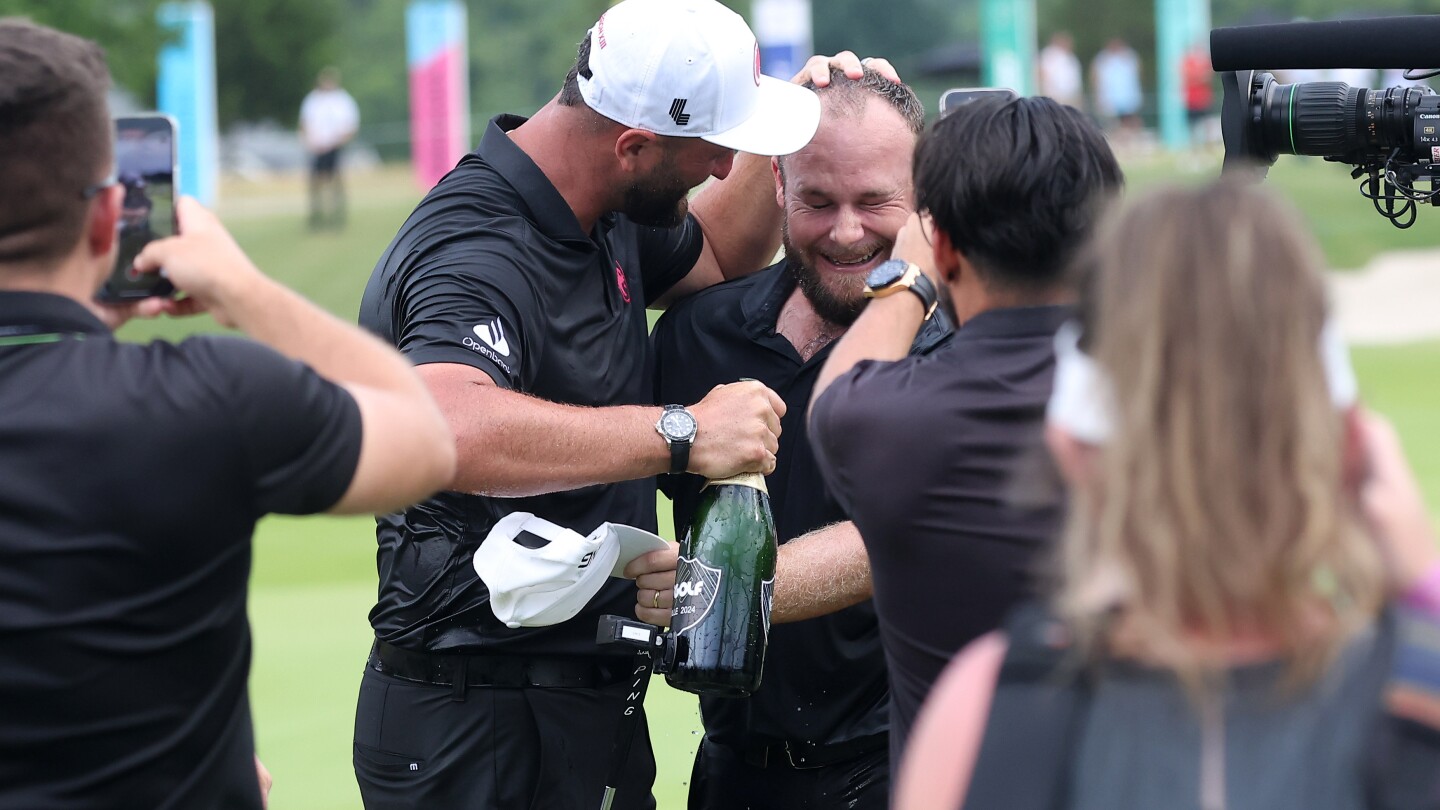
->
<box><xmin>10</xmin><ymin>0</ymin><xmax>1440</xmax><ymax>157</ymax></box>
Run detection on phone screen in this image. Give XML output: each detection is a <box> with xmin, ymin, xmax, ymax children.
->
<box><xmin>100</xmin><ymin>115</ymin><xmax>178</xmax><ymax>300</ymax></box>
<box><xmin>938</xmin><ymin>87</ymin><xmax>1019</xmax><ymax>116</ymax></box>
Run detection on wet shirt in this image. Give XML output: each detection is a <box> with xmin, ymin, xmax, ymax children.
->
<box><xmin>359</xmin><ymin>114</ymin><xmax>701</xmax><ymax>655</ymax></box>
<box><xmin>0</xmin><ymin>292</ymin><xmax>361</xmax><ymax>809</ymax></box>
<box><xmin>654</xmin><ymin>262</ymin><xmax>950</xmax><ymax>748</ymax></box>
<box><xmin>809</xmin><ymin>305</ymin><xmax>1070</xmax><ymax>760</ymax></box>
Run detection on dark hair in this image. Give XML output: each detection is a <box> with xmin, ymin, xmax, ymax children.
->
<box><xmin>557</xmin><ymin>33</ymin><xmax>593</xmax><ymax>108</ymax></box>
<box><xmin>0</xmin><ymin>19</ymin><xmax>113</xmax><ymax>265</ymax></box>
<box><xmin>803</xmin><ymin>66</ymin><xmax>924</xmax><ymax>136</ymax></box>
<box><xmin>914</xmin><ymin>95</ymin><xmax>1122</xmax><ymax>293</ymax></box>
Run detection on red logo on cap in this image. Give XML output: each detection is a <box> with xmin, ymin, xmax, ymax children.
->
<box><xmin>597</xmin><ymin>14</ymin><xmax>608</xmax><ymax>48</ymax></box>
<box><xmin>615</xmin><ymin>261</ymin><xmax>631</xmax><ymax>303</ymax></box>
<box><xmin>753</xmin><ymin>42</ymin><xmax>762</xmax><ymax>85</ymax></box>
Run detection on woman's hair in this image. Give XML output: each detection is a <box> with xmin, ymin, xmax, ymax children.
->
<box><xmin>1055</xmin><ymin>180</ymin><xmax>1386</xmax><ymax>689</ymax></box>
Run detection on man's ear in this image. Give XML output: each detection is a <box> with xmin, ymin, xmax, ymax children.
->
<box><xmin>772</xmin><ymin>156</ymin><xmax>785</xmax><ymax>210</ymax></box>
<box><xmin>88</xmin><ymin>183</ymin><xmax>122</xmax><ymax>259</ymax></box>
<box><xmin>614</xmin><ymin>129</ymin><xmax>664</xmax><ymax>174</ymax></box>
<box><xmin>930</xmin><ymin>226</ymin><xmax>962</xmax><ymax>284</ymax></box>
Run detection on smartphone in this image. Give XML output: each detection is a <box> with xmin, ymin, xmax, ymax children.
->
<box><xmin>98</xmin><ymin>114</ymin><xmax>178</xmax><ymax>301</ymax></box>
<box><xmin>938</xmin><ymin>87</ymin><xmax>1019</xmax><ymax>116</ymax></box>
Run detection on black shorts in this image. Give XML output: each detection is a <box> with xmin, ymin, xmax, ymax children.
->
<box><xmin>312</xmin><ymin>148</ymin><xmax>342</xmax><ymax>175</ymax></box>
<box><xmin>354</xmin><ymin>664</ymin><xmax>657</xmax><ymax>809</ymax></box>
<box><xmin>687</xmin><ymin>736</ymin><xmax>889</xmax><ymax>810</ymax></box>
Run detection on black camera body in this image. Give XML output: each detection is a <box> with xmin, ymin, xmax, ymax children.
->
<box><xmin>1212</xmin><ymin>15</ymin><xmax>1440</xmax><ymax>228</ymax></box>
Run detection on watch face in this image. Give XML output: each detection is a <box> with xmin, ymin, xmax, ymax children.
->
<box><xmin>660</xmin><ymin>409</ymin><xmax>697</xmax><ymax>441</ymax></box>
<box><xmin>865</xmin><ymin>259</ymin><xmax>909</xmax><ymax>289</ymax></box>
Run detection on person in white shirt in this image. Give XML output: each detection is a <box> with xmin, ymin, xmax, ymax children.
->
<box><xmin>299</xmin><ymin>66</ymin><xmax>359</xmax><ymax>230</ymax></box>
<box><xmin>1039</xmin><ymin>32</ymin><xmax>1083</xmax><ymax>110</ymax></box>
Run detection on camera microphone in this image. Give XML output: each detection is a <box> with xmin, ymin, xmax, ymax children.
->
<box><xmin>1211</xmin><ymin>15</ymin><xmax>1440</xmax><ymax>71</ymax></box>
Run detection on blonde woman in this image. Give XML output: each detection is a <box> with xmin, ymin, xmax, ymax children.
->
<box><xmin>896</xmin><ymin>182</ymin><xmax>1440</xmax><ymax>810</ymax></box>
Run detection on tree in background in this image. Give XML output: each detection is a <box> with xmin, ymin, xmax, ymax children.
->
<box><xmin>0</xmin><ymin>0</ymin><xmax>170</xmax><ymax>107</ymax></box>
<box><xmin>212</xmin><ymin>0</ymin><xmax>343</xmax><ymax>128</ymax></box>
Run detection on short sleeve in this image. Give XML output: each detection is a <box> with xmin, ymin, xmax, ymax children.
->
<box><xmin>393</xmin><ymin>245</ymin><xmax>539</xmax><ymax>390</ymax></box>
<box><xmin>636</xmin><ymin>213</ymin><xmax>705</xmax><ymax>305</ymax></box>
<box><xmin>809</xmin><ymin>359</ymin><xmax>909</xmax><ymax>515</ymax></box>
<box><xmin>181</xmin><ymin>337</ymin><xmax>364</xmax><ymax>516</ymax></box>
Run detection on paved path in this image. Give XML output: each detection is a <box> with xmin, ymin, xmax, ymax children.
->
<box><xmin>1332</xmin><ymin>249</ymin><xmax>1440</xmax><ymax>345</ymax></box>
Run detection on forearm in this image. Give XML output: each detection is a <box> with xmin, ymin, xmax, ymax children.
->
<box><xmin>691</xmin><ymin>152</ymin><xmax>782</xmax><ymax>281</ymax></box>
<box><xmin>436</xmin><ymin>380</ymin><xmax>669</xmax><ymax>497</ymax></box>
<box><xmin>224</xmin><ymin>276</ymin><xmax>429</xmax><ymax>402</ymax></box>
<box><xmin>811</xmin><ymin>292</ymin><xmax>925</xmax><ymax>414</ymax></box>
<box><xmin>772</xmin><ymin>521</ymin><xmax>872</xmax><ymax>623</ymax></box>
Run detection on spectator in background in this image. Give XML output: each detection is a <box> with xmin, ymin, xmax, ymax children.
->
<box><xmin>0</xmin><ymin>19</ymin><xmax>454</xmax><ymax>809</ymax></box>
<box><xmin>1091</xmin><ymin>37</ymin><xmax>1143</xmax><ymax>135</ymax></box>
<box><xmin>299</xmin><ymin>66</ymin><xmax>359</xmax><ymax>230</ymax></box>
<box><xmin>806</xmin><ymin>95</ymin><xmax>1123</xmax><ymax>768</ymax></box>
<box><xmin>1039</xmin><ymin>31</ymin><xmax>1084</xmax><ymax>110</ymax></box>
<box><xmin>895</xmin><ymin>181</ymin><xmax>1440</xmax><ymax>810</ymax></box>
<box><xmin>1181</xmin><ymin>43</ymin><xmax>1214</xmax><ymax>144</ymax></box>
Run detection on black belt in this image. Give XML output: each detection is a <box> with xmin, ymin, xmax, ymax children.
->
<box><xmin>736</xmin><ymin>732</ymin><xmax>888</xmax><ymax>770</ymax></box>
<box><xmin>368</xmin><ymin>640</ymin><xmax>627</xmax><ymax>691</ymax></box>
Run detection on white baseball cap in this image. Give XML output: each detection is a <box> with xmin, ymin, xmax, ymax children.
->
<box><xmin>473</xmin><ymin>512</ymin><xmax>671</xmax><ymax>629</ymax></box>
<box><xmin>578</xmin><ymin>0</ymin><xmax>821</xmax><ymax>156</ymax></box>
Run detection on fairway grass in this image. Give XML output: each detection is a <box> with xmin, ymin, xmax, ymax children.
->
<box><xmin>125</xmin><ymin>162</ymin><xmax>1439</xmax><ymax>809</ymax></box>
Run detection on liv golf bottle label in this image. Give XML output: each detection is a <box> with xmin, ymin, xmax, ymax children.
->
<box><xmin>672</xmin><ymin>555</ymin><xmax>722</xmax><ymax>635</ymax></box>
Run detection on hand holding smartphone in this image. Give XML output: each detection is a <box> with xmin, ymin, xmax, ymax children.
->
<box><xmin>97</xmin><ymin>114</ymin><xmax>178</xmax><ymax>302</ymax></box>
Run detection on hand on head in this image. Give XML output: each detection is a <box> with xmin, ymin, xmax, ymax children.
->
<box><xmin>796</xmin><ymin>52</ymin><xmax>901</xmax><ymax>87</ymax></box>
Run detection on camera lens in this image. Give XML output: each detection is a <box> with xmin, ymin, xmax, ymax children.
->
<box><xmin>1259</xmin><ymin>80</ymin><xmax>1358</xmax><ymax>157</ymax></box>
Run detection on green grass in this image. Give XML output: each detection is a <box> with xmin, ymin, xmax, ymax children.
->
<box><xmin>115</xmin><ymin>160</ymin><xmax>1440</xmax><ymax>809</ymax></box>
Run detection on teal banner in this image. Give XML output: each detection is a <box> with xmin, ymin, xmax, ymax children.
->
<box><xmin>981</xmin><ymin>0</ymin><xmax>1035</xmax><ymax>96</ymax></box>
<box><xmin>157</xmin><ymin>1</ymin><xmax>219</xmax><ymax>205</ymax></box>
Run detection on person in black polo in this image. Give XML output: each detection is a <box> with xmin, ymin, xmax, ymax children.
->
<box><xmin>653</xmin><ymin>68</ymin><xmax>938</xmax><ymax>809</ymax></box>
<box><xmin>354</xmin><ymin>0</ymin><xmax>894</xmax><ymax>805</ymax></box>
<box><xmin>0</xmin><ymin>20</ymin><xmax>454</xmax><ymax>810</ymax></box>
<box><xmin>808</xmin><ymin>96</ymin><xmax>1124</xmax><ymax>768</ymax></box>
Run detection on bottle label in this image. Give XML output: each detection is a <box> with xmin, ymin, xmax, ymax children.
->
<box><xmin>761</xmin><ymin>576</ymin><xmax>774</xmax><ymax>642</ymax></box>
<box><xmin>704</xmin><ymin>472</ymin><xmax>768</xmax><ymax>494</ymax></box>
<box><xmin>671</xmin><ymin>555</ymin><xmax>723</xmax><ymax>635</ymax></box>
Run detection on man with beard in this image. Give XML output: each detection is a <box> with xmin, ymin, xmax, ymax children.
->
<box><xmin>355</xmin><ymin>0</ymin><xmax>893</xmax><ymax>806</ymax></box>
<box><xmin>650</xmin><ymin>67</ymin><xmax>940</xmax><ymax>810</ymax></box>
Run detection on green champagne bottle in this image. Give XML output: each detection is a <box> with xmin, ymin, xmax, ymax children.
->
<box><xmin>665</xmin><ymin>472</ymin><xmax>777</xmax><ymax>697</ymax></box>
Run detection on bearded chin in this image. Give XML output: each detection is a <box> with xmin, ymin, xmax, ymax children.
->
<box><xmin>782</xmin><ymin>225</ymin><xmax>868</xmax><ymax>327</ymax></box>
<box><xmin>622</xmin><ymin>184</ymin><xmax>690</xmax><ymax>228</ymax></box>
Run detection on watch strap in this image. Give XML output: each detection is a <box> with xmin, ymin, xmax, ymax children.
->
<box><xmin>906</xmin><ymin>270</ymin><xmax>940</xmax><ymax>321</ymax></box>
<box><xmin>669</xmin><ymin>435</ymin><xmax>690</xmax><ymax>475</ymax></box>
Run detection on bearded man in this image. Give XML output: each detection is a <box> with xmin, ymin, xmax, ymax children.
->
<box><xmin>651</xmin><ymin>66</ymin><xmax>941</xmax><ymax>810</ymax></box>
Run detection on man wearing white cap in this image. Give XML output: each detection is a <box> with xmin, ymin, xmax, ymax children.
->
<box><xmin>356</xmin><ymin>0</ymin><xmax>890</xmax><ymax>806</ymax></box>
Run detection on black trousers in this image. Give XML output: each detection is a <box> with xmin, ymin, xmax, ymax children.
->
<box><xmin>687</xmin><ymin>737</ymin><xmax>889</xmax><ymax>810</ymax></box>
<box><xmin>353</xmin><ymin>665</ymin><xmax>657</xmax><ymax>809</ymax></box>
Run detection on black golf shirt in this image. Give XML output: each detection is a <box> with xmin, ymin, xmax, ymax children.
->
<box><xmin>359</xmin><ymin>114</ymin><xmax>702</xmax><ymax>655</ymax></box>
<box><xmin>653</xmin><ymin>261</ymin><xmax>950</xmax><ymax>750</ymax></box>
<box><xmin>809</xmin><ymin>305</ymin><xmax>1070</xmax><ymax>763</ymax></box>
<box><xmin>0</xmin><ymin>291</ymin><xmax>362</xmax><ymax>809</ymax></box>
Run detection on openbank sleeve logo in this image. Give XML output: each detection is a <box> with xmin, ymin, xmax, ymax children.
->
<box><xmin>472</xmin><ymin>318</ymin><xmax>510</xmax><ymax>357</ymax></box>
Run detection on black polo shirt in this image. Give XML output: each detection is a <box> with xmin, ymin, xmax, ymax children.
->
<box><xmin>809</xmin><ymin>304</ymin><xmax>1070</xmax><ymax>762</ymax></box>
<box><xmin>359</xmin><ymin>114</ymin><xmax>702</xmax><ymax>655</ymax></box>
<box><xmin>0</xmin><ymin>291</ymin><xmax>362</xmax><ymax>809</ymax></box>
<box><xmin>653</xmin><ymin>261</ymin><xmax>950</xmax><ymax>750</ymax></box>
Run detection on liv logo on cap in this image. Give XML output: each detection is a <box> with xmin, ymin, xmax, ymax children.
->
<box><xmin>576</xmin><ymin>0</ymin><xmax>820</xmax><ymax>156</ymax></box>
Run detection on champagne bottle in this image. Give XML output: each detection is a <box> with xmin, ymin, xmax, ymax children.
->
<box><xmin>665</xmin><ymin>472</ymin><xmax>777</xmax><ymax>697</ymax></box>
